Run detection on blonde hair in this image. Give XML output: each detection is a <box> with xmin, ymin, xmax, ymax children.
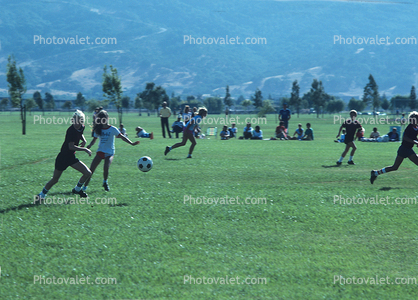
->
<box><xmin>408</xmin><ymin>111</ymin><xmax>418</xmax><ymax>124</ymax></box>
<box><xmin>198</xmin><ymin>107</ymin><xmax>208</xmax><ymax>115</ymax></box>
<box><xmin>72</xmin><ymin>109</ymin><xmax>85</xmax><ymax>124</ymax></box>
<box><xmin>349</xmin><ymin>110</ymin><xmax>357</xmax><ymax>116</ymax></box>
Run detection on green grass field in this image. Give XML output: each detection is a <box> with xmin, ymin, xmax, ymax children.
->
<box><xmin>1</xmin><ymin>111</ymin><xmax>418</xmax><ymax>299</ymax></box>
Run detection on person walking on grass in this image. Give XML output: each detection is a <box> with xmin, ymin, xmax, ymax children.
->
<box><xmin>370</xmin><ymin>112</ymin><xmax>418</xmax><ymax>184</ymax></box>
<box><xmin>336</xmin><ymin>110</ymin><xmax>362</xmax><ymax>165</ymax></box>
<box><xmin>82</xmin><ymin>110</ymin><xmax>140</xmax><ymax>192</ymax></box>
<box><xmin>164</xmin><ymin>107</ymin><xmax>207</xmax><ymax>158</ymax></box>
<box><xmin>35</xmin><ymin>110</ymin><xmax>92</xmax><ymax>202</ymax></box>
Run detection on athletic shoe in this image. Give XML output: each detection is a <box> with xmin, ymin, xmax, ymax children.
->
<box><xmin>336</xmin><ymin>161</ymin><xmax>342</xmax><ymax>165</ymax></box>
<box><xmin>370</xmin><ymin>170</ymin><xmax>377</xmax><ymax>184</ymax></box>
<box><xmin>186</xmin><ymin>155</ymin><xmax>192</xmax><ymax>159</ymax></box>
<box><xmin>164</xmin><ymin>146</ymin><xmax>170</xmax><ymax>156</ymax></box>
<box><xmin>150</xmin><ymin>132</ymin><xmax>154</xmax><ymax>140</ymax></box>
<box><xmin>72</xmin><ymin>188</ymin><xmax>88</xmax><ymax>198</ymax></box>
<box><xmin>34</xmin><ymin>194</ymin><xmax>45</xmax><ymax>204</ymax></box>
<box><xmin>347</xmin><ymin>160</ymin><xmax>355</xmax><ymax>165</ymax></box>
<box><xmin>103</xmin><ymin>182</ymin><xmax>110</xmax><ymax>192</ymax></box>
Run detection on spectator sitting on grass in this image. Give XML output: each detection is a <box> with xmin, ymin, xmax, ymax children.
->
<box><xmin>135</xmin><ymin>126</ymin><xmax>154</xmax><ymax>139</ymax></box>
<box><xmin>289</xmin><ymin>123</ymin><xmax>304</xmax><ymax>140</ymax></box>
<box><xmin>251</xmin><ymin>126</ymin><xmax>263</xmax><ymax>140</ymax></box>
<box><xmin>228</xmin><ymin>123</ymin><xmax>237</xmax><ymax>138</ymax></box>
<box><xmin>239</xmin><ymin>123</ymin><xmax>253</xmax><ymax>139</ymax></box>
<box><xmin>171</xmin><ymin>117</ymin><xmax>184</xmax><ymax>138</ymax></box>
<box><xmin>356</xmin><ymin>127</ymin><xmax>365</xmax><ymax>141</ymax></box>
<box><xmin>370</xmin><ymin>127</ymin><xmax>380</xmax><ymax>139</ymax></box>
<box><xmin>302</xmin><ymin>123</ymin><xmax>314</xmax><ymax>140</ymax></box>
<box><xmin>273</xmin><ymin>121</ymin><xmax>288</xmax><ymax>140</ymax></box>
<box><xmin>387</xmin><ymin>127</ymin><xmax>400</xmax><ymax>141</ymax></box>
<box><xmin>119</xmin><ymin>123</ymin><xmax>127</xmax><ymax>137</ymax></box>
<box><xmin>220</xmin><ymin>125</ymin><xmax>230</xmax><ymax>140</ymax></box>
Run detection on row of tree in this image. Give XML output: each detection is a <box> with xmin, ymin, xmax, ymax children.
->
<box><xmin>5</xmin><ymin>53</ymin><xmax>417</xmax><ymax>135</ymax></box>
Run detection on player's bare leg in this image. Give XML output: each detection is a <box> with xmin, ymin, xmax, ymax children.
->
<box><xmin>337</xmin><ymin>143</ymin><xmax>352</xmax><ymax>165</ymax></box>
<box><xmin>187</xmin><ymin>135</ymin><xmax>197</xmax><ymax>158</ymax></box>
<box><xmin>71</xmin><ymin>161</ymin><xmax>92</xmax><ymax>197</ymax></box>
<box><xmin>82</xmin><ymin>154</ymin><xmax>102</xmax><ymax>188</ymax></box>
<box><xmin>370</xmin><ymin>155</ymin><xmax>404</xmax><ymax>184</ymax></box>
<box><xmin>102</xmin><ymin>155</ymin><xmax>114</xmax><ymax>191</ymax></box>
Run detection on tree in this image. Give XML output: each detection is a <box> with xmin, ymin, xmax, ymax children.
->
<box><xmin>410</xmin><ymin>86</ymin><xmax>417</xmax><ymax>111</ymax></box>
<box><xmin>390</xmin><ymin>95</ymin><xmax>409</xmax><ymax>112</ymax></box>
<box><xmin>75</xmin><ymin>92</ymin><xmax>86</xmax><ymax>110</ymax></box>
<box><xmin>251</xmin><ymin>88</ymin><xmax>263</xmax><ymax>109</ymax></box>
<box><xmin>348</xmin><ymin>98</ymin><xmax>366</xmax><ymax>112</ymax></box>
<box><xmin>45</xmin><ymin>92</ymin><xmax>55</xmax><ymax>109</ymax></box>
<box><xmin>203</xmin><ymin>97</ymin><xmax>222</xmax><ymax>113</ymax></box>
<box><xmin>224</xmin><ymin>85</ymin><xmax>233</xmax><ymax>109</ymax></box>
<box><xmin>138</xmin><ymin>82</ymin><xmax>169</xmax><ymax>115</ymax></box>
<box><xmin>62</xmin><ymin>100</ymin><xmax>72</xmax><ymax>110</ymax></box>
<box><xmin>169</xmin><ymin>92</ymin><xmax>180</xmax><ymax>115</ymax></box>
<box><xmin>362</xmin><ymin>74</ymin><xmax>380</xmax><ymax>112</ymax></box>
<box><xmin>33</xmin><ymin>91</ymin><xmax>44</xmax><ymax>115</ymax></box>
<box><xmin>134</xmin><ymin>94</ymin><xmax>143</xmax><ymax>116</ymax></box>
<box><xmin>326</xmin><ymin>99</ymin><xmax>345</xmax><ymax>113</ymax></box>
<box><xmin>7</xmin><ymin>55</ymin><xmax>27</xmax><ymax>134</ymax></box>
<box><xmin>121</xmin><ymin>96</ymin><xmax>130</xmax><ymax>112</ymax></box>
<box><xmin>289</xmin><ymin>80</ymin><xmax>302</xmax><ymax>117</ymax></box>
<box><xmin>87</xmin><ymin>98</ymin><xmax>101</xmax><ymax>112</ymax></box>
<box><xmin>25</xmin><ymin>98</ymin><xmax>37</xmax><ymax>115</ymax></box>
<box><xmin>310</xmin><ymin>79</ymin><xmax>326</xmax><ymax>118</ymax></box>
<box><xmin>257</xmin><ymin>100</ymin><xmax>275</xmax><ymax>117</ymax></box>
<box><xmin>381</xmin><ymin>94</ymin><xmax>390</xmax><ymax>111</ymax></box>
<box><xmin>102</xmin><ymin>65</ymin><xmax>123</xmax><ymax>125</ymax></box>
<box><xmin>241</xmin><ymin>99</ymin><xmax>252</xmax><ymax>113</ymax></box>
<box><xmin>0</xmin><ymin>98</ymin><xmax>9</xmax><ymax>110</ymax></box>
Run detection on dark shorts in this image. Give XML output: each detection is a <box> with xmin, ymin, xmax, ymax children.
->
<box><xmin>344</xmin><ymin>138</ymin><xmax>354</xmax><ymax>145</ymax></box>
<box><xmin>397</xmin><ymin>145</ymin><xmax>415</xmax><ymax>158</ymax></box>
<box><xmin>55</xmin><ymin>152</ymin><xmax>79</xmax><ymax>171</ymax></box>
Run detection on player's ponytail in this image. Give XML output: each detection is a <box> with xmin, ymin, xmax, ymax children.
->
<box><xmin>94</xmin><ymin>110</ymin><xmax>109</xmax><ymax>135</ymax></box>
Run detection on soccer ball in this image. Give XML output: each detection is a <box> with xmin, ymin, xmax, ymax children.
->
<box><xmin>137</xmin><ymin>156</ymin><xmax>153</xmax><ymax>172</ymax></box>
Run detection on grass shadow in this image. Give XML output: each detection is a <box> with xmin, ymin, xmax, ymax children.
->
<box><xmin>0</xmin><ymin>202</ymin><xmax>42</xmax><ymax>214</ymax></box>
<box><xmin>379</xmin><ymin>187</ymin><xmax>401</xmax><ymax>191</ymax></box>
<box><xmin>165</xmin><ymin>158</ymin><xmax>182</xmax><ymax>161</ymax></box>
<box><xmin>321</xmin><ymin>165</ymin><xmax>349</xmax><ymax>168</ymax></box>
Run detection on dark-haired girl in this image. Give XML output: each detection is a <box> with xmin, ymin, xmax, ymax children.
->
<box><xmin>82</xmin><ymin>110</ymin><xmax>139</xmax><ymax>191</ymax></box>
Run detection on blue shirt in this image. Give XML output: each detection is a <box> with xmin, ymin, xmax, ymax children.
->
<box><xmin>279</xmin><ymin>108</ymin><xmax>291</xmax><ymax>121</ymax></box>
<box><xmin>186</xmin><ymin>115</ymin><xmax>202</xmax><ymax>131</ymax></box>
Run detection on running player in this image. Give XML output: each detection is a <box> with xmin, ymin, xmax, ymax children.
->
<box><xmin>336</xmin><ymin>110</ymin><xmax>362</xmax><ymax>165</ymax></box>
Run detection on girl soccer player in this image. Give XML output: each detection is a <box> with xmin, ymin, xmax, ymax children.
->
<box><xmin>164</xmin><ymin>107</ymin><xmax>207</xmax><ymax>158</ymax></box>
<box><xmin>370</xmin><ymin>112</ymin><xmax>418</xmax><ymax>184</ymax></box>
<box><xmin>82</xmin><ymin>110</ymin><xmax>140</xmax><ymax>191</ymax></box>
<box><xmin>36</xmin><ymin>110</ymin><xmax>92</xmax><ymax>201</ymax></box>
<box><xmin>336</xmin><ymin>110</ymin><xmax>362</xmax><ymax>165</ymax></box>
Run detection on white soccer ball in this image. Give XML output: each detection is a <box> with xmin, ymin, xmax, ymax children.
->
<box><xmin>137</xmin><ymin>156</ymin><xmax>153</xmax><ymax>172</ymax></box>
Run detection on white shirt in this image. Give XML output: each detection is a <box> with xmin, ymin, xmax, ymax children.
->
<box><xmin>94</xmin><ymin>126</ymin><xmax>121</xmax><ymax>155</ymax></box>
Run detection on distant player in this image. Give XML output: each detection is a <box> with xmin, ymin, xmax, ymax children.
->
<box><xmin>164</xmin><ymin>107</ymin><xmax>208</xmax><ymax>158</ymax></box>
<box><xmin>336</xmin><ymin>110</ymin><xmax>362</xmax><ymax>165</ymax></box>
<box><xmin>35</xmin><ymin>110</ymin><xmax>92</xmax><ymax>201</ymax></box>
<box><xmin>83</xmin><ymin>110</ymin><xmax>140</xmax><ymax>191</ymax></box>
<box><xmin>370</xmin><ymin>112</ymin><xmax>418</xmax><ymax>184</ymax></box>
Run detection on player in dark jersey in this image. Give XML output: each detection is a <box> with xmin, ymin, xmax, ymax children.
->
<box><xmin>370</xmin><ymin>112</ymin><xmax>418</xmax><ymax>184</ymax></box>
<box><xmin>335</xmin><ymin>110</ymin><xmax>362</xmax><ymax>165</ymax></box>
<box><xmin>35</xmin><ymin>110</ymin><xmax>92</xmax><ymax>202</ymax></box>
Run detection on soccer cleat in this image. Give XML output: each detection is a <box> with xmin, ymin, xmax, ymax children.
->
<box><xmin>34</xmin><ymin>194</ymin><xmax>45</xmax><ymax>204</ymax></box>
<box><xmin>347</xmin><ymin>160</ymin><xmax>355</xmax><ymax>165</ymax></box>
<box><xmin>336</xmin><ymin>161</ymin><xmax>342</xmax><ymax>165</ymax></box>
<box><xmin>150</xmin><ymin>132</ymin><xmax>154</xmax><ymax>140</ymax></box>
<box><xmin>103</xmin><ymin>182</ymin><xmax>110</xmax><ymax>192</ymax></box>
<box><xmin>72</xmin><ymin>188</ymin><xmax>88</xmax><ymax>198</ymax></box>
<box><xmin>370</xmin><ymin>170</ymin><xmax>378</xmax><ymax>184</ymax></box>
<box><xmin>164</xmin><ymin>146</ymin><xmax>170</xmax><ymax>156</ymax></box>
<box><xmin>186</xmin><ymin>155</ymin><xmax>192</xmax><ymax>159</ymax></box>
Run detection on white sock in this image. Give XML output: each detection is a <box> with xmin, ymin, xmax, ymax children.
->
<box><xmin>74</xmin><ymin>185</ymin><xmax>81</xmax><ymax>192</ymax></box>
<box><xmin>349</xmin><ymin>156</ymin><xmax>354</xmax><ymax>161</ymax></box>
<box><xmin>82</xmin><ymin>186</ymin><xmax>88</xmax><ymax>191</ymax></box>
<box><xmin>338</xmin><ymin>156</ymin><xmax>343</xmax><ymax>163</ymax></box>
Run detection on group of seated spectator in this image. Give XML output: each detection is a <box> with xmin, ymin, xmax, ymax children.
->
<box><xmin>170</xmin><ymin>105</ymin><xmax>203</xmax><ymax>138</ymax></box>
<box><xmin>235</xmin><ymin>123</ymin><xmax>264</xmax><ymax>140</ymax></box>
<box><xmin>347</xmin><ymin>126</ymin><xmax>401</xmax><ymax>142</ymax></box>
<box><xmin>270</xmin><ymin>122</ymin><xmax>314</xmax><ymax>141</ymax></box>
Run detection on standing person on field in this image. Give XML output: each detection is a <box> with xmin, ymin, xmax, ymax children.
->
<box><xmin>370</xmin><ymin>112</ymin><xmax>418</xmax><ymax>184</ymax></box>
<box><xmin>82</xmin><ymin>110</ymin><xmax>140</xmax><ymax>191</ymax></box>
<box><xmin>165</xmin><ymin>107</ymin><xmax>208</xmax><ymax>158</ymax></box>
<box><xmin>35</xmin><ymin>110</ymin><xmax>92</xmax><ymax>201</ymax></box>
<box><xmin>159</xmin><ymin>101</ymin><xmax>172</xmax><ymax>138</ymax></box>
<box><xmin>279</xmin><ymin>103</ymin><xmax>291</xmax><ymax>131</ymax></box>
<box><xmin>336</xmin><ymin>110</ymin><xmax>362</xmax><ymax>165</ymax></box>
